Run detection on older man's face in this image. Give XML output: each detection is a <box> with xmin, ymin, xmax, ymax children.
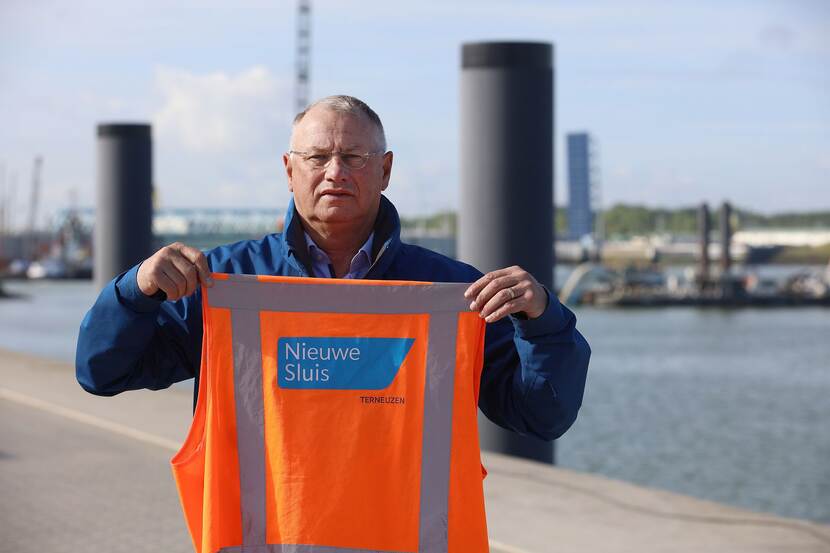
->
<box><xmin>284</xmin><ymin>107</ymin><xmax>392</xmax><ymax>229</ymax></box>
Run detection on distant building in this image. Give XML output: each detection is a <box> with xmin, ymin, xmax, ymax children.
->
<box><xmin>54</xmin><ymin>207</ymin><xmax>286</xmax><ymax>251</ymax></box>
<box><xmin>566</xmin><ymin>133</ymin><xmax>594</xmax><ymax>241</ymax></box>
<box><xmin>49</xmin><ymin>207</ymin><xmax>458</xmax><ymax>256</ymax></box>
<box><xmin>733</xmin><ymin>229</ymin><xmax>830</xmax><ymax>248</ymax></box>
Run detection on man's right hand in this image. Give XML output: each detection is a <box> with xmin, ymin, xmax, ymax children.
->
<box><xmin>136</xmin><ymin>242</ymin><xmax>213</xmax><ymax>301</ymax></box>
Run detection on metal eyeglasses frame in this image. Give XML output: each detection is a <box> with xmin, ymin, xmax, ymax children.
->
<box><xmin>288</xmin><ymin>150</ymin><xmax>385</xmax><ymax>170</ymax></box>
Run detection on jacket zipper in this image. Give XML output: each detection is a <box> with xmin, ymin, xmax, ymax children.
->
<box><xmin>365</xmin><ymin>243</ymin><xmax>390</xmax><ymax>278</ymax></box>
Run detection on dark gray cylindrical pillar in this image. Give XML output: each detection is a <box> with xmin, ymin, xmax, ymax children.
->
<box><xmin>459</xmin><ymin>42</ymin><xmax>555</xmax><ymax>464</ymax></box>
<box><xmin>698</xmin><ymin>202</ymin><xmax>710</xmax><ymax>288</ymax></box>
<box><xmin>95</xmin><ymin>124</ymin><xmax>153</xmax><ymax>289</ymax></box>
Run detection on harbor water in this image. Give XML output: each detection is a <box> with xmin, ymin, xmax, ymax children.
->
<box><xmin>1</xmin><ymin>275</ymin><xmax>828</xmax><ymax>523</ymax></box>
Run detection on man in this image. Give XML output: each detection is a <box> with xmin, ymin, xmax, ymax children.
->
<box><xmin>76</xmin><ymin>95</ymin><xmax>589</xmax><ymax>441</ymax></box>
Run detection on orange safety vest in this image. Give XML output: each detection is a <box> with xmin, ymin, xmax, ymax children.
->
<box><xmin>171</xmin><ymin>274</ymin><xmax>489</xmax><ymax>553</ymax></box>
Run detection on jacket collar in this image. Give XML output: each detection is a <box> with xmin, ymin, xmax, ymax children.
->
<box><xmin>280</xmin><ymin>194</ymin><xmax>402</xmax><ymax>278</ymax></box>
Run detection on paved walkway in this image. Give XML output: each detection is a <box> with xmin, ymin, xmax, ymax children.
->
<box><xmin>1</xmin><ymin>348</ymin><xmax>829</xmax><ymax>552</ymax></box>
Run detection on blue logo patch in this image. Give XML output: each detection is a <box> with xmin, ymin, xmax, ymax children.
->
<box><xmin>277</xmin><ymin>337</ymin><xmax>415</xmax><ymax>390</ymax></box>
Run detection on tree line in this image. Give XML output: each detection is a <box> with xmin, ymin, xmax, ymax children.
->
<box><xmin>401</xmin><ymin>205</ymin><xmax>830</xmax><ymax>239</ymax></box>
<box><xmin>596</xmin><ymin>204</ymin><xmax>830</xmax><ymax>238</ymax></box>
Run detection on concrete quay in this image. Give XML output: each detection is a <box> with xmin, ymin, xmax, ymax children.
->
<box><xmin>1</xmin><ymin>348</ymin><xmax>828</xmax><ymax>553</ymax></box>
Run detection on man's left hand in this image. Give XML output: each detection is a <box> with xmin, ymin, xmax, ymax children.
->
<box><xmin>464</xmin><ymin>266</ymin><xmax>548</xmax><ymax>323</ymax></box>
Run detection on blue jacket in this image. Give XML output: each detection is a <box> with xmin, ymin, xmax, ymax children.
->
<box><xmin>76</xmin><ymin>196</ymin><xmax>590</xmax><ymax>441</ymax></box>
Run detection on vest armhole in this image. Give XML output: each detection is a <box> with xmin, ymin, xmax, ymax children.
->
<box><xmin>171</xmin><ymin>287</ymin><xmax>210</xmax><ymax>466</ymax></box>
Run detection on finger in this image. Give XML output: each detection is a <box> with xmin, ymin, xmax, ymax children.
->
<box><xmin>483</xmin><ymin>295</ymin><xmax>524</xmax><ymax>323</ymax></box>
<box><xmin>481</xmin><ymin>283</ymin><xmax>533</xmax><ymax>322</ymax></box>
<box><xmin>168</xmin><ymin>253</ymin><xmax>199</xmax><ymax>297</ymax></box>
<box><xmin>479</xmin><ymin>282</ymin><xmax>531</xmax><ymax>320</ymax></box>
<box><xmin>464</xmin><ymin>267</ymin><xmax>516</xmax><ymax>299</ymax></box>
<box><xmin>177</xmin><ymin>245</ymin><xmax>213</xmax><ymax>287</ymax></box>
<box><xmin>156</xmin><ymin>267</ymin><xmax>185</xmax><ymax>301</ymax></box>
<box><xmin>470</xmin><ymin>274</ymin><xmax>523</xmax><ymax>311</ymax></box>
<box><xmin>159</xmin><ymin>260</ymin><xmax>190</xmax><ymax>300</ymax></box>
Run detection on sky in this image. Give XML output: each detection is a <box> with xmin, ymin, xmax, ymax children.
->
<box><xmin>1</xmin><ymin>0</ymin><xmax>828</xmax><ymax>229</ymax></box>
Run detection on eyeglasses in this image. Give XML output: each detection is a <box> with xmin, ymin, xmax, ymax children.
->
<box><xmin>288</xmin><ymin>150</ymin><xmax>384</xmax><ymax>170</ymax></box>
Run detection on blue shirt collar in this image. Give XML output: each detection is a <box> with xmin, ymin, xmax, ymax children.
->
<box><xmin>303</xmin><ymin>231</ymin><xmax>374</xmax><ymax>279</ymax></box>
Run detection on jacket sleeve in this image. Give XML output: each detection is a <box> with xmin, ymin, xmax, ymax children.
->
<box><xmin>478</xmin><ymin>291</ymin><xmax>591</xmax><ymax>441</ymax></box>
<box><xmin>75</xmin><ymin>263</ymin><xmax>203</xmax><ymax>396</ymax></box>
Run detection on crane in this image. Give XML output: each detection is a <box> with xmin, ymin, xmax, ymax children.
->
<box><xmin>0</xmin><ymin>164</ymin><xmax>6</xmax><ymax>235</ymax></box>
<box><xmin>296</xmin><ymin>0</ymin><xmax>311</xmax><ymax>113</ymax></box>
<box><xmin>26</xmin><ymin>156</ymin><xmax>43</xmax><ymax>262</ymax></box>
<box><xmin>28</xmin><ymin>156</ymin><xmax>43</xmax><ymax>233</ymax></box>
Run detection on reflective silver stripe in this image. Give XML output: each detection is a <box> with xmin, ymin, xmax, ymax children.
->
<box><xmin>231</xmin><ymin>309</ymin><xmax>268</xmax><ymax>547</ymax></box>
<box><xmin>209</xmin><ymin>275</ymin><xmax>471</xmax><ymax>314</ymax></box>
<box><xmin>212</xmin><ymin>276</ymin><xmax>471</xmax><ymax>552</ymax></box>
<box><xmin>218</xmin><ymin>544</ymin><xmax>401</xmax><ymax>552</ymax></box>
<box><xmin>418</xmin><ymin>312</ymin><xmax>458</xmax><ymax>553</ymax></box>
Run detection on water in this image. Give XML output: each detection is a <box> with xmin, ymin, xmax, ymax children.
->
<box><xmin>0</xmin><ymin>280</ymin><xmax>98</xmax><ymax>361</ymax></box>
<box><xmin>1</xmin><ymin>277</ymin><xmax>828</xmax><ymax>523</ymax></box>
<box><xmin>557</xmin><ymin>307</ymin><xmax>830</xmax><ymax>523</ymax></box>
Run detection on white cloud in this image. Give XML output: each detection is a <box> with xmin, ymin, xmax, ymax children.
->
<box><xmin>153</xmin><ymin>66</ymin><xmax>291</xmax><ymax>154</ymax></box>
<box><xmin>149</xmin><ymin>66</ymin><xmax>294</xmax><ymax>208</ymax></box>
<box><xmin>385</xmin><ymin>156</ymin><xmax>459</xmax><ymax>216</ymax></box>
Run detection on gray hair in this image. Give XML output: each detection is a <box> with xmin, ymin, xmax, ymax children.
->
<box><xmin>292</xmin><ymin>95</ymin><xmax>387</xmax><ymax>151</ymax></box>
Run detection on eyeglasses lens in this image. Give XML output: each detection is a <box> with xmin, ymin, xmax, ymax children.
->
<box><xmin>303</xmin><ymin>153</ymin><xmax>368</xmax><ymax>170</ymax></box>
